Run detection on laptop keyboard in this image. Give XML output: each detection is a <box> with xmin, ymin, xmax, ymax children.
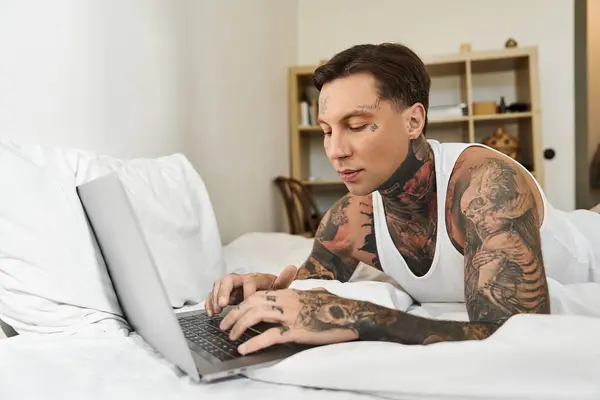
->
<box><xmin>177</xmin><ymin>313</ymin><xmax>259</xmax><ymax>361</ymax></box>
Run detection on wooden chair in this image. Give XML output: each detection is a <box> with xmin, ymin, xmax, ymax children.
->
<box><xmin>274</xmin><ymin>176</ymin><xmax>322</xmax><ymax>237</ymax></box>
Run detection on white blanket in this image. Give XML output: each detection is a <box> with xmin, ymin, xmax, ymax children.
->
<box><xmin>1</xmin><ymin>280</ymin><xmax>599</xmax><ymax>400</ymax></box>
<box><xmin>1</xmin><ymin>231</ymin><xmax>600</xmax><ymax>399</ymax></box>
<box><xmin>0</xmin><ymin>333</ymin><xmax>375</xmax><ymax>400</ymax></box>
<box><xmin>246</xmin><ymin>280</ymin><xmax>600</xmax><ymax>400</ymax></box>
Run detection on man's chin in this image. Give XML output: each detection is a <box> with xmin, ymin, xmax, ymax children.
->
<box><xmin>345</xmin><ymin>183</ymin><xmax>376</xmax><ymax>197</ymax></box>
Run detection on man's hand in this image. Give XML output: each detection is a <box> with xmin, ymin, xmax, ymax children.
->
<box><xmin>218</xmin><ymin>289</ymin><xmax>358</xmax><ymax>355</ymax></box>
<box><xmin>205</xmin><ymin>266</ymin><xmax>298</xmax><ymax>316</ymax></box>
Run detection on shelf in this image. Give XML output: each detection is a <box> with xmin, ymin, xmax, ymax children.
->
<box><xmin>428</xmin><ymin>116</ymin><xmax>469</xmax><ymax>125</ymax></box>
<box><xmin>472</xmin><ymin>111</ymin><xmax>532</xmax><ymax>122</ymax></box>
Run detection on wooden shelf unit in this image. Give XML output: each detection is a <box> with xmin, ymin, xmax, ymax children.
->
<box><xmin>288</xmin><ymin>46</ymin><xmax>543</xmax><ymax>212</ymax></box>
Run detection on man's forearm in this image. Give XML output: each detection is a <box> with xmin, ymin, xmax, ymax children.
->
<box><xmin>296</xmin><ymin>290</ymin><xmax>502</xmax><ymax>345</ymax></box>
<box><xmin>351</xmin><ymin>301</ymin><xmax>501</xmax><ymax>344</ymax></box>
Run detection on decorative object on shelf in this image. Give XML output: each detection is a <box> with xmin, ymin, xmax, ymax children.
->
<box><xmin>506</xmin><ymin>102</ymin><xmax>530</xmax><ymax>113</ymax></box>
<box><xmin>473</xmin><ymin>101</ymin><xmax>497</xmax><ymax>115</ymax></box>
<box><xmin>505</xmin><ymin>38</ymin><xmax>518</xmax><ymax>48</ymax></box>
<box><xmin>498</xmin><ymin>96</ymin><xmax>507</xmax><ymax>113</ymax></box>
<box><xmin>483</xmin><ymin>127</ymin><xmax>519</xmax><ymax>160</ymax></box>
<box><xmin>460</xmin><ymin>43</ymin><xmax>472</xmax><ymax>52</ymax></box>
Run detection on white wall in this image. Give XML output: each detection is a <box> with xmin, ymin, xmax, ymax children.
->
<box><xmin>298</xmin><ymin>0</ymin><xmax>575</xmax><ymax>211</ymax></box>
<box><xmin>0</xmin><ymin>0</ymin><xmax>186</xmax><ymax>158</ymax></box>
<box><xmin>181</xmin><ymin>0</ymin><xmax>297</xmax><ymax>243</ymax></box>
<box><xmin>0</xmin><ymin>0</ymin><xmax>297</xmax><ymax>244</ymax></box>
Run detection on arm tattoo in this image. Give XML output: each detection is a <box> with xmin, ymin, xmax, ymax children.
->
<box><xmin>294</xmin><ymin>290</ymin><xmax>500</xmax><ymax>344</ymax></box>
<box><xmin>459</xmin><ymin>158</ymin><xmax>550</xmax><ymax>322</ymax></box>
<box><xmin>296</xmin><ymin>196</ymin><xmax>359</xmax><ymax>282</ymax></box>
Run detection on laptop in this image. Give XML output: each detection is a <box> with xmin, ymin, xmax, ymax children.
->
<box><xmin>76</xmin><ymin>173</ymin><xmax>306</xmax><ymax>382</ymax></box>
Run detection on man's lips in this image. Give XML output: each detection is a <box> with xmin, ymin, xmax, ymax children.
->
<box><xmin>338</xmin><ymin>169</ymin><xmax>363</xmax><ymax>182</ymax></box>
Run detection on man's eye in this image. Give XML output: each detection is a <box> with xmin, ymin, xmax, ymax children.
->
<box><xmin>349</xmin><ymin>125</ymin><xmax>367</xmax><ymax>132</ymax></box>
<box><xmin>322</xmin><ymin>131</ymin><xmax>332</xmax><ymax>137</ymax></box>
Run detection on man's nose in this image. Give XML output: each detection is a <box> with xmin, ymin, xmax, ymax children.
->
<box><xmin>326</xmin><ymin>131</ymin><xmax>350</xmax><ymax>160</ymax></box>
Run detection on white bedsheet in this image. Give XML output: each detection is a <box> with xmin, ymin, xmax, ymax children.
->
<box><xmin>1</xmin><ymin>281</ymin><xmax>599</xmax><ymax>400</ymax></box>
<box><xmin>1</xmin><ymin>232</ymin><xmax>599</xmax><ymax>400</ymax></box>
<box><xmin>247</xmin><ymin>280</ymin><xmax>600</xmax><ymax>400</ymax></box>
<box><xmin>0</xmin><ymin>333</ymin><xmax>376</xmax><ymax>400</ymax></box>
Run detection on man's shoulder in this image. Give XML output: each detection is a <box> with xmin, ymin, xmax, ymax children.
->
<box><xmin>325</xmin><ymin>192</ymin><xmax>374</xmax><ymax>227</ymax></box>
<box><xmin>318</xmin><ymin>192</ymin><xmax>380</xmax><ymax>266</ymax></box>
<box><xmin>449</xmin><ymin>145</ymin><xmax>539</xmax><ymax>192</ymax></box>
<box><xmin>446</xmin><ymin>145</ymin><xmax>544</xmax><ymax>226</ymax></box>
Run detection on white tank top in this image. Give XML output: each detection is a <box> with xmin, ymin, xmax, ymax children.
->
<box><xmin>372</xmin><ymin>139</ymin><xmax>600</xmax><ymax>303</ymax></box>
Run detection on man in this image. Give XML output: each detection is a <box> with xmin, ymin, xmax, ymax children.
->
<box><xmin>206</xmin><ymin>43</ymin><xmax>600</xmax><ymax>356</ymax></box>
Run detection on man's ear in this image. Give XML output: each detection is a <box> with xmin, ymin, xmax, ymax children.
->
<box><xmin>406</xmin><ymin>103</ymin><xmax>426</xmax><ymax>140</ymax></box>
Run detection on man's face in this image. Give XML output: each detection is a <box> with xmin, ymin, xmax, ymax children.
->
<box><xmin>317</xmin><ymin>73</ymin><xmax>416</xmax><ymax>196</ymax></box>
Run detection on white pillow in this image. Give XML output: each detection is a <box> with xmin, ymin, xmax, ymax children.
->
<box><xmin>222</xmin><ymin>232</ymin><xmax>314</xmax><ymax>276</ymax></box>
<box><xmin>75</xmin><ymin>151</ymin><xmax>226</xmax><ymax>308</ymax></box>
<box><xmin>0</xmin><ymin>139</ymin><xmax>225</xmax><ymax>336</ymax></box>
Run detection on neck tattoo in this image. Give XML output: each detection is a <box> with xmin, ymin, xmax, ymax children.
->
<box><xmin>377</xmin><ymin>135</ymin><xmax>438</xmax><ymax>276</ymax></box>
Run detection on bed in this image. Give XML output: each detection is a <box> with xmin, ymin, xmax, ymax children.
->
<box><xmin>0</xmin><ymin>141</ymin><xmax>599</xmax><ymax>400</ymax></box>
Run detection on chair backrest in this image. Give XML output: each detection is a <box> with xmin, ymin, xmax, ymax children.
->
<box><xmin>274</xmin><ymin>176</ymin><xmax>322</xmax><ymax>237</ymax></box>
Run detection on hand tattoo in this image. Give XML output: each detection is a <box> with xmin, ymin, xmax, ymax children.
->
<box><xmin>272</xmin><ymin>305</ymin><xmax>284</xmax><ymax>314</ymax></box>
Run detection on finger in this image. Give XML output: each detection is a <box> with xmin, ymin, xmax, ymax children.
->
<box><xmin>229</xmin><ymin>305</ymin><xmax>285</xmax><ymax>341</ymax></box>
<box><xmin>238</xmin><ymin>326</ymin><xmax>291</xmax><ymax>355</ymax></box>
<box><xmin>219</xmin><ymin>295</ymin><xmax>253</xmax><ymax>332</ymax></box>
<box><xmin>242</xmin><ymin>280</ymin><xmax>257</xmax><ymax>300</ymax></box>
<box><xmin>205</xmin><ymin>291</ymin><xmax>214</xmax><ymax>317</ymax></box>
<box><xmin>272</xmin><ymin>265</ymin><xmax>298</xmax><ymax>289</ymax></box>
<box><xmin>212</xmin><ymin>280</ymin><xmax>222</xmax><ymax>314</ymax></box>
<box><xmin>229</xmin><ymin>287</ymin><xmax>244</xmax><ymax>305</ymax></box>
<box><xmin>217</xmin><ymin>274</ymin><xmax>243</xmax><ymax>308</ymax></box>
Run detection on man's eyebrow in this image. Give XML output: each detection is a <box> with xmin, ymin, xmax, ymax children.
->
<box><xmin>317</xmin><ymin>110</ymin><xmax>374</xmax><ymax>125</ymax></box>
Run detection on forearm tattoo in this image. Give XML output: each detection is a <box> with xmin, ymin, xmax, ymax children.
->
<box><xmin>293</xmin><ymin>290</ymin><xmax>500</xmax><ymax>344</ymax></box>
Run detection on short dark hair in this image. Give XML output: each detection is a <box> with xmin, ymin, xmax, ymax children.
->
<box><xmin>312</xmin><ymin>43</ymin><xmax>431</xmax><ymax>133</ymax></box>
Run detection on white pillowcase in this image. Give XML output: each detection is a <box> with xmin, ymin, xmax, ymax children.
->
<box><xmin>0</xmin><ymin>139</ymin><xmax>225</xmax><ymax>336</ymax></box>
<box><xmin>74</xmin><ymin>151</ymin><xmax>226</xmax><ymax>309</ymax></box>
